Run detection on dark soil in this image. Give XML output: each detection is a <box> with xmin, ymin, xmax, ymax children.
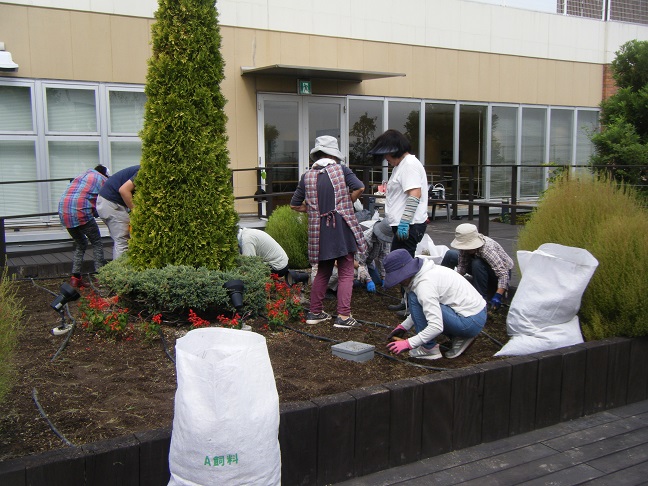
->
<box><xmin>0</xmin><ymin>278</ymin><xmax>509</xmax><ymax>461</ymax></box>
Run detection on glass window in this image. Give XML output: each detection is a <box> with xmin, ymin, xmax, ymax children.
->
<box><xmin>263</xmin><ymin>99</ymin><xmax>299</xmax><ymax>207</ymax></box>
<box><xmin>349</xmin><ymin>98</ymin><xmax>383</xmax><ymax>191</ymax></box>
<box><xmin>520</xmin><ymin>107</ymin><xmax>546</xmax><ymax>197</ymax></box>
<box><xmin>575</xmin><ymin>110</ymin><xmax>599</xmax><ymax>172</ymax></box>
<box><xmin>109</xmin><ymin>90</ymin><xmax>146</xmax><ymax>134</ymax></box>
<box><xmin>388</xmin><ymin>100</ymin><xmax>421</xmax><ymax>156</ymax></box>
<box><xmin>111</xmin><ymin>141</ymin><xmax>142</xmax><ymax>173</ymax></box>
<box><xmin>549</xmin><ymin>109</ymin><xmax>573</xmax><ymax>166</ymax></box>
<box><xmin>0</xmin><ymin>140</ymin><xmax>39</xmax><ymax>216</ymax></box>
<box><xmin>459</xmin><ymin>104</ymin><xmax>487</xmax><ymax>198</ymax></box>
<box><xmin>47</xmin><ymin>141</ymin><xmax>100</xmax><ymax>211</ymax></box>
<box><xmin>424</xmin><ymin>103</ymin><xmax>454</xmax><ymax>185</ymax></box>
<box><xmin>46</xmin><ymin>87</ymin><xmax>98</xmax><ymax>133</ymax></box>
<box><xmin>490</xmin><ymin>106</ymin><xmax>517</xmax><ymax>198</ymax></box>
<box><xmin>0</xmin><ymin>85</ymin><xmax>33</xmax><ymax>132</ymax></box>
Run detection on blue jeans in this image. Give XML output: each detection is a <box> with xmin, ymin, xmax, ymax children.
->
<box><xmin>407</xmin><ymin>291</ymin><xmax>487</xmax><ymax>349</ymax></box>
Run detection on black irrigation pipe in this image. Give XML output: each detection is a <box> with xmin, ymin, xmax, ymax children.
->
<box><xmin>158</xmin><ymin>327</ymin><xmax>176</xmax><ymax>364</ymax></box>
<box><xmin>276</xmin><ymin>319</ymin><xmax>450</xmax><ymax>372</ymax></box>
<box><xmin>481</xmin><ymin>329</ymin><xmax>505</xmax><ymax>349</ymax></box>
<box><xmin>50</xmin><ymin>311</ymin><xmax>76</xmax><ymax>362</ymax></box>
<box><xmin>31</xmin><ymin>388</ymin><xmax>74</xmax><ymax>447</ymax></box>
<box><xmin>375</xmin><ymin>290</ymin><xmax>402</xmax><ymax>302</ymax></box>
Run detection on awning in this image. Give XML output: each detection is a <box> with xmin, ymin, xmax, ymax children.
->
<box><xmin>240</xmin><ymin>64</ymin><xmax>405</xmax><ymax>83</ymax></box>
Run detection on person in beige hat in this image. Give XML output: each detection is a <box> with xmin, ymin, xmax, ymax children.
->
<box><xmin>441</xmin><ymin>223</ymin><xmax>514</xmax><ymax>311</ymax></box>
<box><xmin>290</xmin><ymin>136</ymin><xmax>366</xmax><ymax>329</ymax></box>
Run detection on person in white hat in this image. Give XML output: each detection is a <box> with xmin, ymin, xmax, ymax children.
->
<box><xmin>441</xmin><ymin>223</ymin><xmax>514</xmax><ymax>311</ymax></box>
<box><xmin>290</xmin><ymin>135</ymin><xmax>366</xmax><ymax>329</ymax></box>
<box><xmin>383</xmin><ymin>249</ymin><xmax>487</xmax><ymax>359</ymax></box>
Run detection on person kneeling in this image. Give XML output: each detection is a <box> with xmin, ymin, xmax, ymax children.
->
<box><xmin>383</xmin><ymin>249</ymin><xmax>487</xmax><ymax>360</ymax></box>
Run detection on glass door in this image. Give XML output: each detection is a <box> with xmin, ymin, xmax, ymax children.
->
<box><xmin>258</xmin><ymin>94</ymin><xmax>346</xmax><ymax>210</ymax></box>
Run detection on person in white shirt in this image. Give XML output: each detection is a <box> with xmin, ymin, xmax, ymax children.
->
<box><xmin>237</xmin><ymin>227</ymin><xmax>289</xmax><ymax>277</ymax></box>
<box><xmin>383</xmin><ymin>249</ymin><xmax>487</xmax><ymax>360</ymax></box>
<box><xmin>368</xmin><ymin>129</ymin><xmax>428</xmax><ymax>257</ymax></box>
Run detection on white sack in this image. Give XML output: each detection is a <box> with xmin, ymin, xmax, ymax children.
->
<box><xmin>415</xmin><ymin>234</ymin><xmax>449</xmax><ymax>264</ymax></box>
<box><xmin>168</xmin><ymin>327</ymin><xmax>281</xmax><ymax>486</ymax></box>
<box><xmin>495</xmin><ymin>243</ymin><xmax>598</xmax><ymax>357</ymax></box>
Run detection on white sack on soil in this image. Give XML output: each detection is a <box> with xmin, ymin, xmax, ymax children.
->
<box><xmin>168</xmin><ymin>327</ymin><xmax>281</xmax><ymax>486</ymax></box>
<box><xmin>415</xmin><ymin>234</ymin><xmax>449</xmax><ymax>265</ymax></box>
<box><xmin>495</xmin><ymin>243</ymin><xmax>598</xmax><ymax>357</ymax></box>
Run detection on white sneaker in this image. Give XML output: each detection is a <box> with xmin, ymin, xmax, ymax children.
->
<box><xmin>408</xmin><ymin>344</ymin><xmax>442</xmax><ymax>360</ymax></box>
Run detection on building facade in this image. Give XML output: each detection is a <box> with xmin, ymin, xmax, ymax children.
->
<box><xmin>1</xmin><ymin>0</ymin><xmax>647</xmax><ymax>221</ymax></box>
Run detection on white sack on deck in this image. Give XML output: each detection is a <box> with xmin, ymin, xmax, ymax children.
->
<box><xmin>495</xmin><ymin>243</ymin><xmax>598</xmax><ymax>357</ymax></box>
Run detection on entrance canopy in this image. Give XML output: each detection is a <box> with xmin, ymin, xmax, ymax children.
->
<box><xmin>240</xmin><ymin>64</ymin><xmax>405</xmax><ymax>83</ymax></box>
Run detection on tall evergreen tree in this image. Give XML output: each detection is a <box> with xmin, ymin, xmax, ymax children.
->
<box><xmin>128</xmin><ymin>0</ymin><xmax>239</xmax><ymax>270</ymax></box>
<box><xmin>591</xmin><ymin>40</ymin><xmax>648</xmax><ymax>196</ymax></box>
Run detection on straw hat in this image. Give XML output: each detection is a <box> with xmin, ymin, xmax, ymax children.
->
<box><xmin>450</xmin><ymin>223</ymin><xmax>485</xmax><ymax>250</ymax></box>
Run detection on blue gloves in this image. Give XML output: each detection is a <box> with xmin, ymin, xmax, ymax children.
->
<box><xmin>366</xmin><ymin>281</ymin><xmax>376</xmax><ymax>293</ymax></box>
<box><xmin>397</xmin><ymin>220</ymin><xmax>410</xmax><ymax>240</ymax></box>
<box><xmin>490</xmin><ymin>292</ymin><xmax>503</xmax><ymax>311</ymax></box>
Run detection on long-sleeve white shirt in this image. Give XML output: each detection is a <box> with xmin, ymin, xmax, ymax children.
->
<box><xmin>401</xmin><ymin>258</ymin><xmax>486</xmax><ymax>349</ymax></box>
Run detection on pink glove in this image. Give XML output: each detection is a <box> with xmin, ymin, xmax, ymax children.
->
<box><xmin>386</xmin><ymin>324</ymin><xmax>408</xmax><ymax>342</ymax></box>
<box><xmin>387</xmin><ymin>339</ymin><xmax>411</xmax><ymax>354</ymax></box>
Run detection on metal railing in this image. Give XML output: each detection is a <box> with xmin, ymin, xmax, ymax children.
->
<box><xmin>3</xmin><ymin>163</ymin><xmax>645</xmax><ymax>264</ymax></box>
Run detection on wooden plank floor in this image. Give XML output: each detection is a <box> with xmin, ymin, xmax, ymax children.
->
<box><xmin>335</xmin><ymin>400</ymin><xmax>648</xmax><ymax>485</ymax></box>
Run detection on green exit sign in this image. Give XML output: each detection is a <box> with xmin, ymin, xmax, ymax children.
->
<box><xmin>298</xmin><ymin>79</ymin><xmax>312</xmax><ymax>95</ymax></box>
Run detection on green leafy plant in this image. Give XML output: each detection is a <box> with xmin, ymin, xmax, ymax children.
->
<box><xmin>265</xmin><ymin>205</ymin><xmax>309</xmax><ymax>269</ymax></box>
<box><xmin>517</xmin><ymin>174</ymin><xmax>648</xmax><ymax>340</ymax></box>
<box><xmin>78</xmin><ymin>292</ymin><xmax>133</xmax><ymax>341</ymax></box>
<box><xmin>129</xmin><ymin>0</ymin><xmax>239</xmax><ymax>270</ymax></box>
<box><xmin>0</xmin><ymin>267</ymin><xmax>23</xmax><ymax>403</ymax></box>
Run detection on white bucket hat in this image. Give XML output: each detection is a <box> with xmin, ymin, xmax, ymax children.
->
<box><xmin>451</xmin><ymin>223</ymin><xmax>485</xmax><ymax>250</ymax></box>
<box><xmin>309</xmin><ymin>135</ymin><xmax>344</xmax><ymax>161</ymax></box>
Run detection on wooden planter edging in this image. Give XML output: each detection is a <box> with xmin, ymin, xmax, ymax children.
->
<box><xmin>2</xmin><ymin>337</ymin><xmax>647</xmax><ymax>486</ymax></box>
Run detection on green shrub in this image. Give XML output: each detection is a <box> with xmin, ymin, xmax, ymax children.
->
<box><xmin>98</xmin><ymin>254</ymin><xmax>270</xmax><ymax>319</ymax></box>
<box><xmin>128</xmin><ymin>0</ymin><xmax>239</xmax><ymax>271</ymax></box>
<box><xmin>517</xmin><ymin>175</ymin><xmax>648</xmax><ymax>339</ymax></box>
<box><xmin>0</xmin><ymin>267</ymin><xmax>23</xmax><ymax>403</ymax></box>
<box><xmin>265</xmin><ymin>205</ymin><xmax>309</xmax><ymax>269</ymax></box>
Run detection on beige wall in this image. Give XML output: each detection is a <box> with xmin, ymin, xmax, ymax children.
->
<box><xmin>0</xmin><ymin>4</ymin><xmax>604</xmax><ymax>211</ymax></box>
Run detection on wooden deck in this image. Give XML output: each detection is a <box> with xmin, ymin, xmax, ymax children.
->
<box><xmin>336</xmin><ymin>399</ymin><xmax>648</xmax><ymax>485</ymax></box>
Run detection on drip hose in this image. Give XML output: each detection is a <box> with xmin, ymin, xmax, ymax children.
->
<box><xmin>50</xmin><ymin>307</ymin><xmax>76</xmax><ymax>362</ymax></box>
<box><xmin>480</xmin><ymin>330</ymin><xmax>504</xmax><ymax>349</ymax></box>
<box><xmin>158</xmin><ymin>327</ymin><xmax>176</xmax><ymax>364</ymax></box>
<box><xmin>375</xmin><ymin>290</ymin><xmax>402</xmax><ymax>301</ymax></box>
<box><xmin>30</xmin><ymin>277</ymin><xmax>58</xmax><ymax>297</ymax></box>
<box><xmin>276</xmin><ymin>319</ymin><xmax>449</xmax><ymax>372</ymax></box>
<box><xmin>32</xmin><ymin>388</ymin><xmax>74</xmax><ymax>447</ymax></box>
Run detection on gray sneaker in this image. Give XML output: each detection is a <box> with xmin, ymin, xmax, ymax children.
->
<box><xmin>408</xmin><ymin>344</ymin><xmax>442</xmax><ymax>360</ymax></box>
<box><xmin>333</xmin><ymin>316</ymin><xmax>361</xmax><ymax>329</ymax></box>
<box><xmin>305</xmin><ymin>311</ymin><xmax>331</xmax><ymax>325</ymax></box>
<box><xmin>445</xmin><ymin>336</ymin><xmax>477</xmax><ymax>359</ymax></box>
